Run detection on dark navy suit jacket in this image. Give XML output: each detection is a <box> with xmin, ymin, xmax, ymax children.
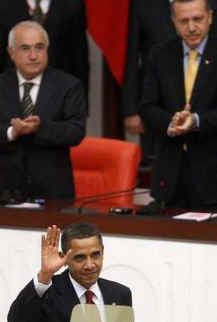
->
<box><xmin>0</xmin><ymin>67</ymin><xmax>86</xmax><ymax>199</ymax></box>
<box><xmin>7</xmin><ymin>269</ymin><xmax>132</xmax><ymax>322</ymax></box>
<box><xmin>0</xmin><ymin>0</ymin><xmax>89</xmax><ymax>96</ymax></box>
<box><xmin>141</xmin><ymin>35</ymin><xmax>217</xmax><ymax>206</ymax></box>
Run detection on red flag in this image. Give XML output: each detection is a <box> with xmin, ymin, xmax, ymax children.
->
<box><xmin>86</xmin><ymin>0</ymin><xmax>131</xmax><ymax>85</ymax></box>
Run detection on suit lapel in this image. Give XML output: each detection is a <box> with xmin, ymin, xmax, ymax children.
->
<box><xmin>18</xmin><ymin>0</ymin><xmax>32</xmax><ymax>19</ymax></box>
<box><xmin>4</xmin><ymin>69</ymin><xmax>23</xmax><ymax>117</ymax></box>
<box><xmin>34</xmin><ymin>68</ymin><xmax>54</xmax><ymax>116</ymax></box>
<box><xmin>55</xmin><ymin>270</ymin><xmax>80</xmax><ymax>319</ymax></box>
<box><xmin>169</xmin><ymin>39</ymin><xmax>186</xmax><ymax>109</ymax></box>
<box><xmin>191</xmin><ymin>36</ymin><xmax>217</xmax><ymax>107</ymax></box>
<box><xmin>44</xmin><ymin>0</ymin><xmax>63</xmax><ymax>25</ymax></box>
<box><xmin>98</xmin><ymin>279</ymin><xmax>116</xmax><ymax>305</ymax></box>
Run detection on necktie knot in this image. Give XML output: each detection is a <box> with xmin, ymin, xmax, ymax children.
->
<box><xmin>85</xmin><ymin>290</ymin><xmax>95</xmax><ymax>304</ymax></box>
<box><xmin>188</xmin><ymin>49</ymin><xmax>198</xmax><ymax>61</ymax></box>
<box><xmin>23</xmin><ymin>82</ymin><xmax>34</xmax><ymax>94</ymax></box>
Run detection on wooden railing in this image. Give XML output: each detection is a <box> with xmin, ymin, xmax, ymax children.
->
<box><xmin>1</xmin><ymin>200</ymin><xmax>217</xmax><ymax>243</ymax></box>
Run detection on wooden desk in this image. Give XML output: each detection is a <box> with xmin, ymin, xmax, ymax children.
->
<box><xmin>1</xmin><ymin>200</ymin><xmax>217</xmax><ymax>243</ymax></box>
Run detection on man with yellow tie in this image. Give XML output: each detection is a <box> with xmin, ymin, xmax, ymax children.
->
<box><xmin>140</xmin><ymin>0</ymin><xmax>217</xmax><ymax>211</ymax></box>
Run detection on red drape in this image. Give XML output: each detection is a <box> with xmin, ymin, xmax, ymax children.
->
<box><xmin>86</xmin><ymin>0</ymin><xmax>131</xmax><ymax>85</ymax></box>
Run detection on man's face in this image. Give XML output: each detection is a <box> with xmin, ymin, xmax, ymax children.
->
<box><xmin>66</xmin><ymin>236</ymin><xmax>104</xmax><ymax>289</ymax></box>
<box><xmin>172</xmin><ymin>0</ymin><xmax>213</xmax><ymax>49</ymax></box>
<box><xmin>8</xmin><ymin>26</ymin><xmax>48</xmax><ymax>80</ymax></box>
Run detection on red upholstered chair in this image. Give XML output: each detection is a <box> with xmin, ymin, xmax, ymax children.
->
<box><xmin>70</xmin><ymin>137</ymin><xmax>141</xmax><ymax>208</ymax></box>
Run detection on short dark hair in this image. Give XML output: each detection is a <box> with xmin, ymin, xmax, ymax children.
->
<box><xmin>61</xmin><ymin>222</ymin><xmax>103</xmax><ymax>254</ymax></box>
<box><xmin>171</xmin><ymin>0</ymin><xmax>212</xmax><ymax>16</ymax></box>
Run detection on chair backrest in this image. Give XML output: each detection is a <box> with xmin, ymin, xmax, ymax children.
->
<box><xmin>70</xmin><ymin>137</ymin><xmax>141</xmax><ymax>207</ymax></box>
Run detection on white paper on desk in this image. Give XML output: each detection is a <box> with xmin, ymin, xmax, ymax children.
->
<box><xmin>4</xmin><ymin>202</ymin><xmax>41</xmax><ymax>209</ymax></box>
<box><xmin>173</xmin><ymin>212</ymin><xmax>217</xmax><ymax>222</ymax></box>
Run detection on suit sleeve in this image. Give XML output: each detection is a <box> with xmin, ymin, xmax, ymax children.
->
<box><xmin>121</xmin><ymin>0</ymin><xmax>141</xmax><ymax>116</ymax></box>
<box><xmin>125</xmin><ymin>287</ymin><xmax>132</xmax><ymax>307</ymax></box>
<box><xmin>0</xmin><ymin>21</ymin><xmax>8</xmax><ymax>73</ymax></box>
<box><xmin>7</xmin><ymin>280</ymin><xmax>48</xmax><ymax>322</ymax></box>
<box><xmin>66</xmin><ymin>0</ymin><xmax>89</xmax><ymax>97</ymax></box>
<box><xmin>32</xmin><ymin>78</ymin><xmax>86</xmax><ymax>147</ymax></box>
<box><xmin>140</xmin><ymin>48</ymin><xmax>173</xmax><ymax>135</ymax></box>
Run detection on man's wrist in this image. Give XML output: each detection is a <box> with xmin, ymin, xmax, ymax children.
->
<box><xmin>38</xmin><ymin>271</ymin><xmax>53</xmax><ymax>284</ymax></box>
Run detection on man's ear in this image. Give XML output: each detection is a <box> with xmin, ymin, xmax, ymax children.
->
<box><xmin>7</xmin><ymin>47</ymin><xmax>14</xmax><ymax>61</ymax></box>
<box><xmin>209</xmin><ymin>9</ymin><xmax>213</xmax><ymax>26</ymax></box>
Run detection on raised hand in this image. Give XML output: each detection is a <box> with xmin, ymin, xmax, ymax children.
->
<box><xmin>38</xmin><ymin>225</ymin><xmax>71</xmax><ymax>284</ymax></box>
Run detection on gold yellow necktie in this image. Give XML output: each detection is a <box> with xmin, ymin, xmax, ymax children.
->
<box><xmin>185</xmin><ymin>50</ymin><xmax>199</xmax><ymax>104</ymax></box>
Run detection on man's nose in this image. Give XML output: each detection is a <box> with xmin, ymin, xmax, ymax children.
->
<box><xmin>85</xmin><ymin>257</ymin><xmax>95</xmax><ymax>269</ymax></box>
<box><xmin>29</xmin><ymin>48</ymin><xmax>37</xmax><ymax>59</ymax></box>
<box><xmin>188</xmin><ymin>20</ymin><xmax>196</xmax><ymax>33</ymax></box>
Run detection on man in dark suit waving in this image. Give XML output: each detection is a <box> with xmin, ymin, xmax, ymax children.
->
<box><xmin>141</xmin><ymin>0</ymin><xmax>217</xmax><ymax>210</ymax></box>
<box><xmin>0</xmin><ymin>21</ymin><xmax>86</xmax><ymax>201</ymax></box>
<box><xmin>7</xmin><ymin>222</ymin><xmax>132</xmax><ymax>322</ymax></box>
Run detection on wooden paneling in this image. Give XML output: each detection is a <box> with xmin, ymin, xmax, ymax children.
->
<box><xmin>1</xmin><ymin>200</ymin><xmax>217</xmax><ymax>243</ymax></box>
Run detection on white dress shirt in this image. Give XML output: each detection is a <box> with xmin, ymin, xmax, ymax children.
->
<box><xmin>7</xmin><ymin>72</ymin><xmax>42</xmax><ymax>141</ymax></box>
<box><xmin>17</xmin><ymin>71</ymin><xmax>42</xmax><ymax>104</ymax></box>
<box><xmin>27</xmin><ymin>0</ymin><xmax>51</xmax><ymax>14</ymax></box>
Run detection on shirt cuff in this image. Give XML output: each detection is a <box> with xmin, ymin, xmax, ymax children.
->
<box><xmin>33</xmin><ymin>275</ymin><xmax>52</xmax><ymax>297</ymax></box>
<box><xmin>167</xmin><ymin>122</ymin><xmax>175</xmax><ymax>137</ymax></box>
<box><xmin>7</xmin><ymin>126</ymin><xmax>16</xmax><ymax>141</ymax></box>
<box><xmin>194</xmin><ymin>113</ymin><xmax>200</xmax><ymax>128</ymax></box>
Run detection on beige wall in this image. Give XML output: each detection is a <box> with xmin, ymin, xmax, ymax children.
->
<box><xmin>86</xmin><ymin>33</ymin><xmax>103</xmax><ymax>137</ymax></box>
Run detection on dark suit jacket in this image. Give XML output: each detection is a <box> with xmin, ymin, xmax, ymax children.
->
<box><xmin>140</xmin><ymin>35</ymin><xmax>217</xmax><ymax>206</ymax></box>
<box><xmin>0</xmin><ymin>67</ymin><xmax>86</xmax><ymax>199</ymax></box>
<box><xmin>121</xmin><ymin>0</ymin><xmax>176</xmax><ymax>116</ymax></box>
<box><xmin>7</xmin><ymin>269</ymin><xmax>132</xmax><ymax>322</ymax></box>
<box><xmin>0</xmin><ymin>0</ymin><xmax>89</xmax><ymax>96</ymax></box>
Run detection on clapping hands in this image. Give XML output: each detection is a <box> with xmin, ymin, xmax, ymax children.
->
<box><xmin>167</xmin><ymin>104</ymin><xmax>196</xmax><ymax>137</ymax></box>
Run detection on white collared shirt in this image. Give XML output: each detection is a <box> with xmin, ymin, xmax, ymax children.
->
<box><xmin>27</xmin><ymin>0</ymin><xmax>51</xmax><ymax>14</ymax></box>
<box><xmin>17</xmin><ymin>71</ymin><xmax>42</xmax><ymax>104</ymax></box>
<box><xmin>7</xmin><ymin>72</ymin><xmax>43</xmax><ymax>141</ymax></box>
